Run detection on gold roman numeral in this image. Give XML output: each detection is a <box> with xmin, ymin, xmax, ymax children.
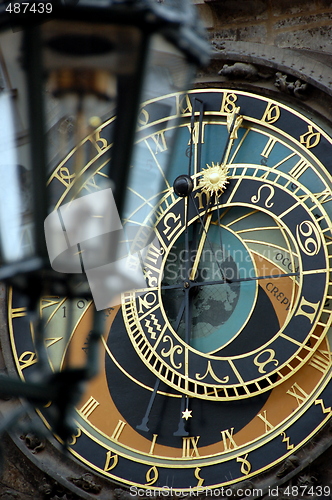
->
<box><xmin>11</xmin><ymin>306</ymin><xmax>27</xmax><ymax>318</ymax></box>
<box><xmin>287</xmin><ymin>382</ymin><xmax>308</xmax><ymax>406</ymax></box>
<box><xmin>315</xmin><ymin>188</ymin><xmax>332</xmax><ymax>204</ymax></box>
<box><xmin>111</xmin><ymin>420</ymin><xmax>126</xmax><ymax>441</ymax></box>
<box><xmin>187</xmin><ymin>121</ymin><xmax>205</xmax><ymax>145</ymax></box>
<box><xmin>182</xmin><ymin>436</ymin><xmax>200</xmax><ymax>457</ymax></box>
<box><xmin>309</xmin><ymin>349</ymin><xmax>331</xmax><ymax>373</ymax></box>
<box><xmin>149</xmin><ymin>434</ymin><xmax>158</xmax><ymax>455</ymax></box>
<box><xmin>261</xmin><ymin>137</ymin><xmax>277</xmax><ymax>158</ymax></box>
<box><xmin>150</xmin><ymin>131</ymin><xmax>167</xmax><ymax>154</ymax></box>
<box><xmin>289</xmin><ymin>159</ymin><xmax>309</xmax><ymax>179</ymax></box>
<box><xmin>257</xmin><ymin>410</ymin><xmax>274</xmax><ymax>433</ymax></box>
<box><xmin>79</xmin><ymin>396</ymin><xmax>100</xmax><ymax>419</ymax></box>
<box><xmin>220</xmin><ymin>427</ymin><xmax>237</xmax><ymax>451</ymax></box>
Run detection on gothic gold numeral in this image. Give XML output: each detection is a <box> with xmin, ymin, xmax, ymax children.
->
<box><xmin>220</xmin><ymin>93</ymin><xmax>238</xmax><ymax>114</ymax></box>
<box><xmin>178</xmin><ymin>93</ymin><xmax>193</xmax><ymax>115</ymax></box>
<box><xmin>261</xmin><ymin>102</ymin><xmax>281</xmax><ymax>124</ymax></box>
<box><xmin>79</xmin><ymin>396</ymin><xmax>100</xmax><ymax>419</ymax></box>
<box><xmin>111</xmin><ymin>420</ymin><xmax>126</xmax><ymax>441</ymax></box>
<box><xmin>138</xmin><ymin>107</ymin><xmax>149</xmax><ymax>127</ymax></box>
<box><xmin>226</xmin><ymin>107</ymin><xmax>243</xmax><ymax>140</ymax></box>
<box><xmin>220</xmin><ymin>427</ymin><xmax>237</xmax><ymax>451</ymax></box>
<box><xmin>69</xmin><ymin>428</ymin><xmax>82</xmax><ymax>446</ymax></box>
<box><xmin>257</xmin><ymin>410</ymin><xmax>274</xmax><ymax>433</ymax></box>
<box><xmin>145</xmin><ymin>466</ymin><xmax>159</xmax><ymax>486</ymax></box>
<box><xmin>281</xmin><ymin>431</ymin><xmax>294</xmax><ymax>450</ymax></box>
<box><xmin>194</xmin><ymin>190</ymin><xmax>210</xmax><ymax>210</ymax></box>
<box><xmin>18</xmin><ymin>351</ymin><xmax>37</xmax><ymax>369</ymax></box>
<box><xmin>295</xmin><ymin>296</ymin><xmax>320</xmax><ymax>323</ymax></box>
<box><xmin>182</xmin><ymin>436</ymin><xmax>200</xmax><ymax>457</ymax></box>
<box><xmin>237</xmin><ymin>454</ymin><xmax>252</xmax><ymax>475</ymax></box>
<box><xmin>57</xmin><ymin>166</ymin><xmax>75</xmax><ymax>187</ymax></box>
<box><xmin>287</xmin><ymin>382</ymin><xmax>308</xmax><ymax>406</ymax></box>
<box><xmin>299</xmin><ymin>125</ymin><xmax>321</xmax><ymax>149</ymax></box>
<box><xmin>195</xmin><ymin>467</ymin><xmax>204</xmax><ymax>487</ymax></box>
<box><xmin>89</xmin><ymin>129</ymin><xmax>108</xmax><ymax>153</ymax></box>
<box><xmin>145</xmin><ymin>241</ymin><xmax>164</xmax><ymax>266</ymax></box>
<box><xmin>104</xmin><ymin>451</ymin><xmax>119</xmax><ymax>472</ymax></box>
<box><xmin>315</xmin><ymin>398</ymin><xmax>332</xmax><ymax>414</ymax></box>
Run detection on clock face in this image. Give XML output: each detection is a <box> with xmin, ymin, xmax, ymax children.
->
<box><xmin>8</xmin><ymin>89</ymin><xmax>332</xmax><ymax>492</ymax></box>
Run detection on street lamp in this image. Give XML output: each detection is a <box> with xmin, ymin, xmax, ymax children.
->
<box><xmin>0</xmin><ymin>0</ymin><xmax>210</xmax><ymax>442</ymax></box>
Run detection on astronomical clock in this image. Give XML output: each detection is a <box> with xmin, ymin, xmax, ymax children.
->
<box><xmin>2</xmin><ymin>43</ymin><xmax>332</xmax><ymax>500</ymax></box>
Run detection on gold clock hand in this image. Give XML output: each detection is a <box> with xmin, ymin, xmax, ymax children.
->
<box><xmin>220</xmin><ymin>106</ymin><xmax>243</xmax><ymax>166</ymax></box>
<box><xmin>189</xmin><ymin>211</ymin><xmax>213</xmax><ymax>281</ymax></box>
<box><xmin>194</xmin><ymin>98</ymin><xmax>204</xmax><ymax>175</ymax></box>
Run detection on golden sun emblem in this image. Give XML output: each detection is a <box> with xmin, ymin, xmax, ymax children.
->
<box><xmin>199</xmin><ymin>162</ymin><xmax>229</xmax><ymax>196</ymax></box>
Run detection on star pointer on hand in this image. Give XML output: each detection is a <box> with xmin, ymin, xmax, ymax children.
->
<box><xmin>182</xmin><ymin>408</ymin><xmax>193</xmax><ymax>420</ymax></box>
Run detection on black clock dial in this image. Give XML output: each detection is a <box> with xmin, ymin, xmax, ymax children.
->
<box><xmin>8</xmin><ymin>89</ymin><xmax>332</xmax><ymax>492</ymax></box>
<box><xmin>105</xmin><ymin>308</ymin><xmax>272</xmax><ymax>448</ymax></box>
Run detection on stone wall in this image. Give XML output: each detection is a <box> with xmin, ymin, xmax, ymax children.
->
<box><xmin>195</xmin><ymin>0</ymin><xmax>332</xmax><ymax>63</ymax></box>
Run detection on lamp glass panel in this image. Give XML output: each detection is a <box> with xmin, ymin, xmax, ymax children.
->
<box><xmin>43</xmin><ymin>21</ymin><xmax>142</xmax><ymax>277</ymax></box>
<box><xmin>0</xmin><ymin>30</ymin><xmax>34</xmax><ymax>266</ymax></box>
<box><xmin>122</xmin><ymin>33</ymin><xmax>195</xmax><ymax>249</ymax></box>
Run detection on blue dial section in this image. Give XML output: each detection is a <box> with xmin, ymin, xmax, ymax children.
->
<box><xmin>162</xmin><ymin>225</ymin><xmax>257</xmax><ymax>353</ymax></box>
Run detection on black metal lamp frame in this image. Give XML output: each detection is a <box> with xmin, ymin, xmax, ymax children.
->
<box><xmin>0</xmin><ymin>0</ymin><xmax>210</xmax><ymax>444</ymax></box>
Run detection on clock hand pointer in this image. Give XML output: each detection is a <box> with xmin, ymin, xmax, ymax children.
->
<box><xmin>189</xmin><ymin>210</ymin><xmax>213</xmax><ymax>281</ymax></box>
<box><xmin>190</xmin><ymin>192</ymin><xmax>228</xmax><ymax>282</ymax></box>
<box><xmin>194</xmin><ymin>98</ymin><xmax>204</xmax><ymax>175</ymax></box>
<box><xmin>136</xmin><ymin>289</ymin><xmax>188</xmax><ymax>433</ymax></box>
<box><xmin>161</xmin><ymin>271</ymin><xmax>300</xmax><ymax>290</ymax></box>
<box><xmin>220</xmin><ymin>106</ymin><xmax>243</xmax><ymax>166</ymax></box>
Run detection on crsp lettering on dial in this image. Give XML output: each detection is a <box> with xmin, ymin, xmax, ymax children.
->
<box><xmin>266</xmin><ymin>282</ymin><xmax>290</xmax><ymax>310</ymax></box>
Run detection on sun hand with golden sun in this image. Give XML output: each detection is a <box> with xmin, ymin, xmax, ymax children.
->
<box><xmin>199</xmin><ymin>162</ymin><xmax>229</xmax><ymax>196</ymax></box>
